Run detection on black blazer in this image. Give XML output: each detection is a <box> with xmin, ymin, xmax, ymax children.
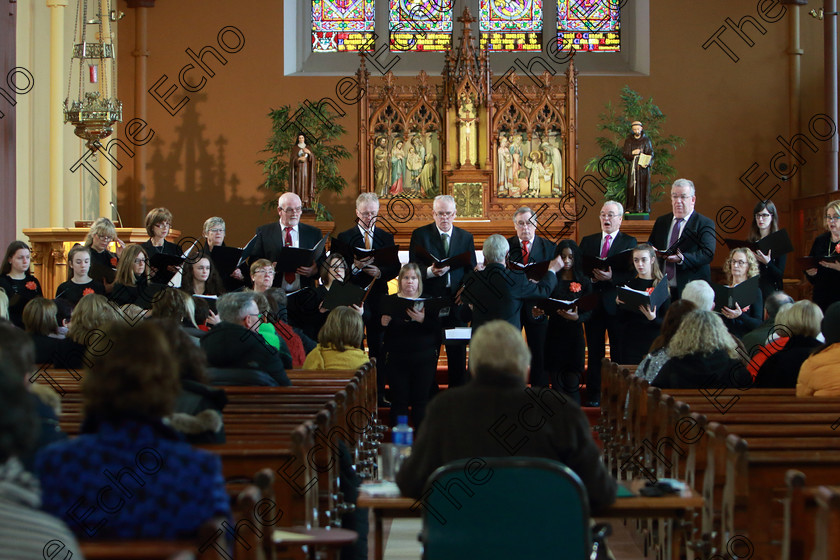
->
<box><xmin>648</xmin><ymin>212</ymin><xmax>716</xmax><ymax>297</ymax></box>
<box><xmin>579</xmin><ymin>231</ymin><xmax>637</xmax><ymax>315</ymax></box>
<box><xmin>805</xmin><ymin>232</ymin><xmax>840</xmax><ymax>311</ymax></box>
<box><xmin>200</xmin><ymin>322</ymin><xmax>291</xmax><ymax>386</ymax></box>
<box><xmin>507</xmin><ymin>234</ymin><xmax>556</xmax><ymax>265</ymax></box>
<box><xmin>336</xmin><ymin>225</ymin><xmax>399</xmax><ymax>303</ymax></box>
<box><xmin>408</xmin><ymin>223</ymin><xmax>477</xmax><ymax>297</ymax></box>
<box><xmin>251</xmin><ymin>221</ymin><xmax>323</xmax><ymax>288</ymax></box>
<box><xmin>461</xmin><ymin>263</ymin><xmax>558</xmax><ymax>331</ymax></box>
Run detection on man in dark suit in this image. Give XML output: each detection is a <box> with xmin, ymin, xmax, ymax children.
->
<box><xmin>336</xmin><ymin>193</ymin><xmax>399</xmax><ymax>401</ymax></box>
<box><xmin>250</xmin><ymin>192</ymin><xmax>322</xmax><ymax>291</ymax></box>
<box><xmin>462</xmin><ymin>234</ymin><xmax>561</xmax><ymax>331</ymax></box>
<box><xmin>579</xmin><ymin>201</ymin><xmax>637</xmax><ymax>406</ymax></box>
<box><xmin>648</xmin><ymin>178</ymin><xmax>716</xmax><ymax>299</ymax></box>
<box><xmin>201</xmin><ymin>292</ymin><xmax>291</xmax><ymax>386</ymax></box>
<box><xmin>409</xmin><ymin>195</ymin><xmax>477</xmax><ymax>387</ymax></box>
<box><xmin>507</xmin><ymin>207</ymin><xmax>557</xmax><ymax>387</ymax></box>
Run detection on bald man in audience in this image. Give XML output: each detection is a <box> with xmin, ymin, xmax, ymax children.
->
<box><xmin>742</xmin><ymin>291</ymin><xmax>795</xmax><ymax>355</ymax></box>
<box><xmin>396</xmin><ymin>320</ymin><xmax>617</xmax><ymax>513</ymax></box>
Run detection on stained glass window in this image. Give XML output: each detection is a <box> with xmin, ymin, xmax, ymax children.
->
<box><xmin>312</xmin><ymin>0</ymin><xmax>375</xmax><ymax>53</ymax></box>
<box><xmin>558</xmin><ymin>0</ymin><xmax>620</xmax><ymax>53</ymax></box>
<box><xmin>390</xmin><ymin>1</ymin><xmax>453</xmax><ymax>52</ymax></box>
<box><xmin>479</xmin><ymin>0</ymin><xmax>543</xmax><ymax>52</ymax></box>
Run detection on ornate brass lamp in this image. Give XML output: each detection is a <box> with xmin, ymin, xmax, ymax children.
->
<box><xmin>64</xmin><ymin>0</ymin><xmax>123</xmax><ymax>152</ymax></box>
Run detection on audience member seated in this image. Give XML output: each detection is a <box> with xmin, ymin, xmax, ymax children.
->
<box><xmin>753</xmin><ymin>300</ymin><xmax>823</xmax><ymax>388</ymax></box>
<box><xmin>0</xmin><ymin>348</ymin><xmax>81</xmax><ymax>559</ymax></box>
<box><xmin>180</xmin><ymin>255</ymin><xmax>225</xmax><ymax>297</ymax></box>
<box><xmin>151</xmin><ymin>288</ymin><xmax>204</xmax><ymax>339</ymax></box>
<box><xmin>0</xmin><ymin>321</ymin><xmax>67</xmax><ymax>471</ymax></box>
<box><xmin>251</xmin><ymin>292</ymin><xmax>293</xmax><ymax>368</ymax></box>
<box><xmin>652</xmin><ymin>310</ymin><xmax>751</xmax><ymax>389</ymax></box>
<box><xmin>84</xmin><ymin>217</ymin><xmax>123</xmax><ymax>290</ymax></box>
<box><xmin>191</xmin><ymin>296</ymin><xmax>216</xmax><ymax>331</ymax></box>
<box><xmin>110</xmin><ymin>244</ymin><xmax>158</xmax><ymax>309</ymax></box>
<box><xmin>35</xmin><ymin>321</ymin><xmax>230</xmax><ymax>539</ymax></box>
<box><xmin>146</xmin><ymin>319</ymin><xmax>227</xmax><ymax>444</ymax></box>
<box><xmin>719</xmin><ymin>248</ymin><xmax>764</xmax><ymax>339</ymax></box>
<box><xmin>0</xmin><ymin>288</ymin><xmax>8</xmax><ymax>320</ymax></box>
<box><xmin>0</xmin><ymin>241</ymin><xmax>43</xmax><ymax>328</ymax></box>
<box><xmin>264</xmin><ymin>287</ymin><xmax>313</xmax><ymax>366</ymax></box>
<box><xmin>55</xmin><ymin>245</ymin><xmax>106</xmax><ymax>305</ymax></box>
<box><xmin>796</xmin><ymin>302</ymin><xmax>840</xmax><ymax>396</ymax></box>
<box><xmin>396</xmin><ymin>320</ymin><xmax>617</xmax><ymax>513</ymax></box>
<box><xmin>53</xmin><ymin>298</ymin><xmax>72</xmax><ymax>338</ymax></box>
<box><xmin>22</xmin><ymin>298</ymin><xmax>66</xmax><ymax>365</ymax></box>
<box><xmin>636</xmin><ymin>300</ymin><xmax>697</xmax><ymax>383</ymax></box>
<box><xmin>200</xmin><ymin>292</ymin><xmax>290</xmax><ymax>386</ymax></box>
<box><xmin>680</xmin><ymin>279</ymin><xmax>715</xmax><ymax>311</ymax></box>
<box><xmin>741</xmin><ymin>291</ymin><xmax>795</xmax><ymax>355</ymax></box>
<box><xmin>56</xmin><ymin>294</ymin><xmax>121</xmax><ymax>369</ymax></box>
<box><xmin>303</xmin><ymin>306</ymin><xmax>369</xmax><ymax>371</ymax></box>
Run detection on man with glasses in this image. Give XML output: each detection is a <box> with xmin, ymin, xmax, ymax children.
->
<box><xmin>251</xmin><ymin>192</ymin><xmax>323</xmax><ymax>290</ymax></box>
<box><xmin>580</xmin><ymin>201</ymin><xmax>637</xmax><ymax>406</ymax></box>
<box><xmin>648</xmin><ymin>178</ymin><xmax>716</xmax><ymax>299</ymax></box>
<box><xmin>409</xmin><ymin>195</ymin><xmax>477</xmax><ymax>387</ymax></box>
<box><xmin>507</xmin><ymin>206</ymin><xmax>556</xmax><ymax>387</ymax></box>
<box><xmin>336</xmin><ymin>193</ymin><xmax>398</xmax><ymax>373</ymax></box>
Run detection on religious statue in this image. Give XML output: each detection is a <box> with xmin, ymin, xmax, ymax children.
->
<box><xmin>389</xmin><ymin>140</ymin><xmax>406</xmax><ymax>195</ymax></box>
<box><xmin>289</xmin><ymin>133</ymin><xmax>317</xmax><ymax>208</ymax></box>
<box><xmin>458</xmin><ymin>92</ymin><xmax>478</xmax><ymax>166</ymax></box>
<box><xmin>373</xmin><ymin>136</ymin><xmax>390</xmax><ymax>197</ymax></box>
<box><xmin>540</xmin><ymin>137</ymin><xmax>563</xmax><ymax>195</ymax></box>
<box><xmin>622</xmin><ymin>120</ymin><xmax>654</xmax><ymax>213</ymax></box>
<box><xmin>497</xmin><ymin>134</ymin><xmax>512</xmax><ymax>196</ymax></box>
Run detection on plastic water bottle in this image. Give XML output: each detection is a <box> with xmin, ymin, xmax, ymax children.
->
<box><xmin>391</xmin><ymin>415</ymin><xmax>414</xmax><ymax>468</ymax></box>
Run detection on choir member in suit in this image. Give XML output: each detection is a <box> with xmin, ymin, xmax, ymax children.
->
<box><xmin>83</xmin><ymin>217</ymin><xmax>123</xmax><ymax>291</ymax></box>
<box><xmin>54</xmin><ymin>245</ymin><xmax>105</xmax><ymax>305</ymax></box>
<box><xmin>748</xmin><ymin>200</ymin><xmax>786</xmax><ymax>298</ymax></box>
<box><xmin>804</xmin><ymin>200</ymin><xmax>840</xmax><ymax>311</ymax></box>
<box><xmin>203</xmin><ymin>216</ymin><xmax>248</xmax><ymax>292</ymax></box>
<box><xmin>409</xmin><ymin>195</ymin><xmax>477</xmax><ymax>387</ymax></box>
<box><xmin>507</xmin><ymin>206</ymin><xmax>556</xmax><ymax>387</ymax></box>
<box><xmin>0</xmin><ymin>241</ymin><xmax>43</xmax><ymax>328</ymax></box>
<box><xmin>648</xmin><ymin>178</ymin><xmax>716</xmax><ymax>299</ymax></box>
<box><xmin>535</xmin><ymin>239</ymin><xmax>592</xmax><ymax>402</ymax></box>
<box><xmin>251</xmin><ymin>192</ymin><xmax>322</xmax><ymax>290</ymax></box>
<box><xmin>615</xmin><ymin>244</ymin><xmax>670</xmax><ymax>365</ymax></box>
<box><xmin>336</xmin><ymin>193</ymin><xmax>399</xmax><ymax>367</ymax></box>
<box><xmin>720</xmin><ymin>248</ymin><xmax>764</xmax><ymax>339</ymax></box>
<box><xmin>461</xmin><ymin>234</ymin><xmax>561</xmax><ymax>332</ymax></box>
<box><xmin>579</xmin><ymin>201</ymin><xmax>637</xmax><ymax>406</ymax></box>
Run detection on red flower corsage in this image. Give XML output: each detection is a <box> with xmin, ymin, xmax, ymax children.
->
<box><xmin>645</xmin><ymin>287</ymin><xmax>655</xmax><ymax>294</ymax></box>
<box><xmin>110</xmin><ymin>257</ymin><xmax>118</xmax><ymax>267</ymax></box>
<box><xmin>835</xmin><ymin>243</ymin><xmax>840</xmax><ymax>254</ymax></box>
<box><xmin>569</xmin><ymin>282</ymin><xmax>582</xmax><ymax>293</ymax></box>
<box><xmin>25</xmin><ymin>281</ymin><xmax>37</xmax><ymax>291</ymax></box>
<box><xmin>82</xmin><ymin>287</ymin><xmax>94</xmax><ymax>296</ymax></box>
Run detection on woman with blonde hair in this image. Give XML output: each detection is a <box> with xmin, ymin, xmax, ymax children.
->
<box><xmin>652</xmin><ymin>310</ymin><xmax>750</xmax><ymax>389</ymax></box>
<box><xmin>754</xmin><ymin>300</ymin><xmax>823</xmax><ymax>388</ymax></box>
<box><xmin>22</xmin><ymin>298</ymin><xmax>63</xmax><ymax>364</ymax></box>
<box><xmin>62</xmin><ymin>294</ymin><xmax>121</xmax><ymax>368</ymax></box>
<box><xmin>805</xmin><ymin>200</ymin><xmax>840</xmax><ymax>311</ymax></box>
<box><xmin>720</xmin><ymin>248</ymin><xmax>764</xmax><ymax>339</ymax></box>
<box><xmin>303</xmin><ymin>306</ymin><xmax>368</xmax><ymax>370</ymax></box>
<box><xmin>84</xmin><ymin>217</ymin><xmax>123</xmax><ymax>288</ymax></box>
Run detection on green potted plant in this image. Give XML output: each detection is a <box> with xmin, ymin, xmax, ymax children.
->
<box><xmin>258</xmin><ymin>103</ymin><xmax>352</xmax><ymax>221</ymax></box>
<box><xmin>584</xmin><ymin>86</ymin><xmax>684</xmax><ymax>208</ymax></box>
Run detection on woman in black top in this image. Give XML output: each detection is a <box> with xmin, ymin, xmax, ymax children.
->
<box><xmin>84</xmin><ymin>218</ymin><xmax>123</xmax><ymax>290</ymax></box>
<box><xmin>55</xmin><ymin>245</ymin><xmax>105</xmax><ymax>305</ymax></box>
<box><xmin>615</xmin><ymin>243</ymin><xmax>670</xmax><ymax>365</ymax></box>
<box><xmin>180</xmin><ymin>255</ymin><xmax>225</xmax><ymax>296</ymax></box>
<box><xmin>22</xmin><ymin>297</ymin><xmax>65</xmax><ymax>365</ymax></box>
<box><xmin>203</xmin><ymin>216</ymin><xmax>248</xmax><ymax>292</ymax></box>
<box><xmin>380</xmin><ymin>263</ymin><xmax>440</xmax><ymax>428</ymax></box>
<box><xmin>805</xmin><ymin>200</ymin><xmax>840</xmax><ymax>311</ymax></box>
<box><xmin>140</xmin><ymin>207</ymin><xmax>181</xmax><ymax>284</ymax></box>
<box><xmin>535</xmin><ymin>240</ymin><xmax>591</xmax><ymax>401</ymax></box>
<box><xmin>748</xmin><ymin>200</ymin><xmax>787</xmax><ymax>298</ymax></box>
<box><xmin>289</xmin><ymin>253</ymin><xmax>352</xmax><ymax>340</ymax></box>
<box><xmin>754</xmin><ymin>300</ymin><xmax>823</xmax><ymax>388</ymax></box>
<box><xmin>0</xmin><ymin>240</ymin><xmax>43</xmax><ymax>328</ymax></box>
<box><xmin>720</xmin><ymin>248</ymin><xmax>764</xmax><ymax>339</ymax></box>
<box><xmin>110</xmin><ymin>244</ymin><xmax>157</xmax><ymax>309</ymax></box>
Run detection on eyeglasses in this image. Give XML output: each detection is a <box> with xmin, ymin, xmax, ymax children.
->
<box><xmin>255</xmin><ymin>269</ymin><xmax>275</xmax><ymax>276</ymax></box>
<box><xmin>95</xmin><ymin>233</ymin><xmax>113</xmax><ymax>242</ymax></box>
<box><xmin>280</xmin><ymin>207</ymin><xmax>303</xmax><ymax>214</ymax></box>
<box><xmin>755</xmin><ymin>213</ymin><xmax>773</xmax><ymax>219</ymax></box>
<box><xmin>434</xmin><ymin>211</ymin><xmax>455</xmax><ymax>218</ymax></box>
<box><xmin>208</xmin><ymin>228</ymin><xmax>225</xmax><ymax>234</ymax></box>
<box><xmin>357</xmin><ymin>211</ymin><xmax>378</xmax><ymax>218</ymax></box>
<box><xmin>134</xmin><ymin>258</ymin><xmax>146</xmax><ymax>264</ymax></box>
<box><xmin>671</xmin><ymin>194</ymin><xmax>693</xmax><ymax>200</ymax></box>
<box><xmin>826</xmin><ymin>215</ymin><xmax>840</xmax><ymax>222</ymax></box>
<box><xmin>515</xmin><ymin>220</ymin><xmax>535</xmax><ymax>228</ymax></box>
<box><xmin>731</xmin><ymin>260</ymin><xmax>748</xmax><ymax>267</ymax></box>
<box><xmin>599</xmin><ymin>213</ymin><xmax>620</xmax><ymax>218</ymax></box>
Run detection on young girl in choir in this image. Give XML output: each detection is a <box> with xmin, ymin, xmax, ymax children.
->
<box><xmin>180</xmin><ymin>255</ymin><xmax>225</xmax><ymax>296</ymax></box>
<box><xmin>720</xmin><ymin>248</ymin><xmax>764</xmax><ymax>339</ymax></box>
<box><xmin>748</xmin><ymin>200</ymin><xmax>786</xmax><ymax>298</ymax></box>
<box><xmin>538</xmin><ymin>239</ymin><xmax>592</xmax><ymax>402</ymax></box>
<box><xmin>55</xmin><ymin>245</ymin><xmax>106</xmax><ymax>305</ymax></box>
<box><xmin>615</xmin><ymin>243</ymin><xmax>669</xmax><ymax>365</ymax></box>
<box><xmin>0</xmin><ymin>240</ymin><xmax>43</xmax><ymax>328</ymax></box>
<box><xmin>110</xmin><ymin>244</ymin><xmax>154</xmax><ymax>308</ymax></box>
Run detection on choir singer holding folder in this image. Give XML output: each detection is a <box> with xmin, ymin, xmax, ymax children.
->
<box><xmin>250</xmin><ymin>192</ymin><xmax>322</xmax><ymax>290</ymax></box>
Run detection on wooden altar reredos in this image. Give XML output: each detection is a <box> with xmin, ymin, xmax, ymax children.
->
<box><xmin>356</xmin><ymin>8</ymin><xmax>578</xmax><ymax>246</ymax></box>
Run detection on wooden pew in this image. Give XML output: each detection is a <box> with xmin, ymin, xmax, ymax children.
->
<box><xmin>812</xmin><ymin>486</ymin><xmax>840</xmax><ymax>560</ymax></box>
